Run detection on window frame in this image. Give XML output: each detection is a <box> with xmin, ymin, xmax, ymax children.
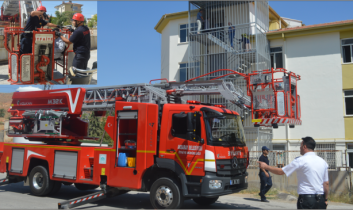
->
<box><xmin>344</xmin><ymin>90</ymin><xmax>353</xmax><ymax>116</ymax></box>
<box><xmin>179</xmin><ymin>23</ymin><xmax>197</xmax><ymax>44</ymax></box>
<box><xmin>179</xmin><ymin>23</ymin><xmax>188</xmax><ymax>44</ymax></box>
<box><xmin>270</xmin><ymin>47</ymin><xmax>284</xmax><ymax>69</ymax></box>
<box><xmin>341</xmin><ymin>38</ymin><xmax>353</xmax><ymax>64</ymax></box>
<box><xmin>179</xmin><ymin>62</ymin><xmax>200</xmax><ymax>82</ymax></box>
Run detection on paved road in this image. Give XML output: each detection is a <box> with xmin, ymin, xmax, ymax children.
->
<box><xmin>0</xmin><ymin>50</ymin><xmax>97</xmax><ymax>85</ymax></box>
<box><xmin>1</xmin><ymin>174</ymin><xmax>352</xmax><ymax>209</ymax></box>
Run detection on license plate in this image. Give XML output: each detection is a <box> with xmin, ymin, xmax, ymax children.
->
<box><xmin>230</xmin><ymin>179</ymin><xmax>240</xmax><ymax>185</ymax></box>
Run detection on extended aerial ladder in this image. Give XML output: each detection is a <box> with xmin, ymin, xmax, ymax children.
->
<box><xmin>8</xmin><ymin>67</ymin><xmax>301</xmax><ymax>144</ymax></box>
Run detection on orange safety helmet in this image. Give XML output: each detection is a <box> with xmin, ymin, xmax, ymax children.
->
<box><xmin>37</xmin><ymin>6</ymin><xmax>47</xmax><ymax>12</ymax></box>
<box><xmin>72</xmin><ymin>13</ymin><xmax>84</xmax><ymax>22</ymax></box>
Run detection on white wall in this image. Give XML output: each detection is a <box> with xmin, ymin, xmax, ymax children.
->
<box><xmin>161</xmin><ymin>23</ymin><xmax>171</xmax><ymax>80</ymax></box>
<box><xmin>272</xmin><ymin>32</ymin><xmax>345</xmax><ymax>142</ymax></box>
<box><xmin>282</xmin><ymin>17</ymin><xmax>302</xmax><ymax>28</ymax></box>
<box><xmin>161</xmin><ymin>17</ymin><xmax>189</xmax><ymax>82</ymax></box>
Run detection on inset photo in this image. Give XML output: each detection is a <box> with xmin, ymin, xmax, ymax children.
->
<box><xmin>0</xmin><ymin>1</ymin><xmax>97</xmax><ymax>85</ymax></box>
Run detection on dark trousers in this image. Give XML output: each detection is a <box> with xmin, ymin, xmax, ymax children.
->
<box><xmin>72</xmin><ymin>53</ymin><xmax>90</xmax><ymax>70</ymax></box>
<box><xmin>20</xmin><ymin>35</ymin><xmax>33</xmax><ymax>54</ymax></box>
<box><xmin>297</xmin><ymin>195</ymin><xmax>327</xmax><ymax>209</ymax></box>
<box><xmin>259</xmin><ymin>171</ymin><xmax>272</xmax><ymax>199</ymax></box>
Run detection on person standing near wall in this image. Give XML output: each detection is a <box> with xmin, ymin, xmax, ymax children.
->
<box><xmin>259</xmin><ymin>146</ymin><xmax>272</xmax><ymax>202</ymax></box>
<box><xmin>258</xmin><ymin>137</ymin><xmax>329</xmax><ymax>209</ymax></box>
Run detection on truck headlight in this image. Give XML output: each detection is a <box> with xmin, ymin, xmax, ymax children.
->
<box><xmin>209</xmin><ymin>180</ymin><xmax>222</xmax><ymax>189</ymax></box>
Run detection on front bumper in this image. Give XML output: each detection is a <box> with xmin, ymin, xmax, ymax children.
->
<box><xmin>200</xmin><ymin>172</ymin><xmax>248</xmax><ymax>197</ymax></box>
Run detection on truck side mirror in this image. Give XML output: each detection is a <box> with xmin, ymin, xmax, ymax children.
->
<box><xmin>187</xmin><ymin>112</ymin><xmax>201</xmax><ymax>142</ymax></box>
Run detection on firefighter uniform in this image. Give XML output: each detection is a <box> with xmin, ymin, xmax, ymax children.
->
<box><xmin>20</xmin><ymin>15</ymin><xmax>47</xmax><ymax>54</ymax></box>
<box><xmin>69</xmin><ymin>25</ymin><xmax>91</xmax><ymax>70</ymax></box>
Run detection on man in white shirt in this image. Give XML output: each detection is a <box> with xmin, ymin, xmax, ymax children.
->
<box><xmin>54</xmin><ymin>29</ymin><xmax>65</xmax><ymax>59</ymax></box>
<box><xmin>258</xmin><ymin>137</ymin><xmax>329</xmax><ymax>209</ymax></box>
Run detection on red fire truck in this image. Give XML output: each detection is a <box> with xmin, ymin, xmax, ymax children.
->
<box><xmin>0</xmin><ymin>68</ymin><xmax>301</xmax><ymax>209</ymax></box>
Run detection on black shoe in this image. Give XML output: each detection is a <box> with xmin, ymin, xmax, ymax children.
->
<box><xmin>261</xmin><ymin>199</ymin><xmax>269</xmax><ymax>202</ymax></box>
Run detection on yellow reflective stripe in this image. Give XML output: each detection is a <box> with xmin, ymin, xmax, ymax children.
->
<box><xmin>159</xmin><ymin>151</ymin><xmax>166</xmax><ymax>154</ymax></box>
<box><xmin>173</xmin><ymin>152</ymin><xmax>204</xmax><ymax>175</ymax></box>
<box><xmin>205</xmin><ymin>159</ymin><xmax>215</xmax><ymax>162</ymax></box>
<box><xmin>4</xmin><ymin>144</ymin><xmax>81</xmax><ymax>150</ymax></box>
<box><xmin>136</xmin><ymin>150</ymin><xmax>155</xmax><ymax>154</ymax></box>
<box><xmin>94</xmin><ymin>148</ymin><xmax>116</xmax><ymax>152</ymax></box>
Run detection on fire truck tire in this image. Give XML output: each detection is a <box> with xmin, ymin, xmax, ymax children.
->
<box><xmin>29</xmin><ymin>166</ymin><xmax>54</xmax><ymax>196</ymax></box>
<box><xmin>49</xmin><ymin>181</ymin><xmax>62</xmax><ymax>195</ymax></box>
<box><xmin>150</xmin><ymin>177</ymin><xmax>184</xmax><ymax>209</ymax></box>
<box><xmin>193</xmin><ymin>196</ymin><xmax>219</xmax><ymax>206</ymax></box>
<box><xmin>74</xmin><ymin>183</ymin><xmax>99</xmax><ymax>191</ymax></box>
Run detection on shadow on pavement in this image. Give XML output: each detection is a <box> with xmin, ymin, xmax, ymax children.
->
<box><xmin>243</xmin><ymin>198</ymin><xmax>263</xmax><ymax>202</ymax></box>
<box><xmin>0</xmin><ymin>74</ymin><xmax>9</xmax><ymax>81</ymax></box>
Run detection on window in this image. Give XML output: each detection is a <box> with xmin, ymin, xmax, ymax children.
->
<box><xmin>179</xmin><ymin>62</ymin><xmax>200</xmax><ymax>82</ymax></box>
<box><xmin>270</xmin><ymin>47</ymin><xmax>283</xmax><ymax>69</ymax></box>
<box><xmin>171</xmin><ymin>112</ymin><xmax>201</xmax><ymax>141</ymax></box>
<box><xmin>273</xmin><ymin>144</ymin><xmax>285</xmax><ymax>150</ymax></box>
<box><xmin>179</xmin><ymin>23</ymin><xmax>197</xmax><ymax>43</ymax></box>
<box><xmin>344</xmin><ymin>90</ymin><xmax>353</xmax><ymax>115</ymax></box>
<box><xmin>342</xmin><ymin>38</ymin><xmax>353</xmax><ymax>63</ymax></box>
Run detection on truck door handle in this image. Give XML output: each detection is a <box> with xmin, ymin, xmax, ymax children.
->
<box><xmin>167</xmin><ymin>149</ymin><xmax>175</xmax><ymax>153</ymax></box>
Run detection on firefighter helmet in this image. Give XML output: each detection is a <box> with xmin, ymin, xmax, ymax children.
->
<box><xmin>72</xmin><ymin>13</ymin><xmax>84</xmax><ymax>22</ymax></box>
<box><xmin>37</xmin><ymin>6</ymin><xmax>47</xmax><ymax>12</ymax></box>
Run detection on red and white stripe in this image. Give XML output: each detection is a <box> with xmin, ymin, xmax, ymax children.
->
<box><xmin>0</xmin><ymin>179</ymin><xmax>8</xmax><ymax>183</ymax></box>
<box><xmin>69</xmin><ymin>193</ymin><xmax>104</xmax><ymax>205</ymax></box>
<box><xmin>254</xmin><ymin>118</ymin><xmax>302</xmax><ymax>126</ymax></box>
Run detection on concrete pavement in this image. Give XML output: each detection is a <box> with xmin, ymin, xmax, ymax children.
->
<box><xmin>0</xmin><ymin>173</ymin><xmax>352</xmax><ymax>209</ymax></box>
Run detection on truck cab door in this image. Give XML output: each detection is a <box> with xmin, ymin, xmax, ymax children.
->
<box><xmin>162</xmin><ymin>111</ymin><xmax>206</xmax><ymax>176</ymax></box>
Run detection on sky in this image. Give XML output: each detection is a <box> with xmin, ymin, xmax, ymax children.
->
<box><xmin>1</xmin><ymin>1</ymin><xmax>353</xmax><ymax>93</ymax></box>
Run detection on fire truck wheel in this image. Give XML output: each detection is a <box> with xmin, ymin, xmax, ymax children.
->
<box><xmin>29</xmin><ymin>166</ymin><xmax>54</xmax><ymax>196</ymax></box>
<box><xmin>150</xmin><ymin>177</ymin><xmax>184</xmax><ymax>209</ymax></box>
<box><xmin>49</xmin><ymin>181</ymin><xmax>62</xmax><ymax>195</ymax></box>
<box><xmin>193</xmin><ymin>196</ymin><xmax>219</xmax><ymax>206</ymax></box>
<box><xmin>74</xmin><ymin>183</ymin><xmax>99</xmax><ymax>191</ymax></box>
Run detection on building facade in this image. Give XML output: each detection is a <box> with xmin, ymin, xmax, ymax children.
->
<box><xmin>55</xmin><ymin>1</ymin><xmax>83</xmax><ymax>13</ymax></box>
<box><xmin>155</xmin><ymin>3</ymin><xmax>352</xmax><ymax>169</ymax></box>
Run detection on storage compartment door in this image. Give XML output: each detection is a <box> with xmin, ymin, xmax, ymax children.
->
<box><xmin>11</xmin><ymin>148</ymin><xmax>25</xmax><ymax>173</ymax></box>
<box><xmin>53</xmin><ymin>151</ymin><xmax>78</xmax><ymax>180</ymax></box>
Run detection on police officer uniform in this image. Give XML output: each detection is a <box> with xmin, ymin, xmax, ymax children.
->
<box><xmin>282</xmin><ymin>152</ymin><xmax>328</xmax><ymax>209</ymax></box>
<box><xmin>69</xmin><ymin>25</ymin><xmax>91</xmax><ymax>70</ymax></box>
<box><xmin>258</xmin><ymin>146</ymin><xmax>272</xmax><ymax>201</ymax></box>
<box><xmin>20</xmin><ymin>15</ymin><xmax>47</xmax><ymax>54</ymax></box>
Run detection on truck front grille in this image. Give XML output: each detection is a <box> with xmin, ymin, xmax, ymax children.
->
<box><xmin>216</xmin><ymin>158</ymin><xmax>247</xmax><ymax>176</ymax></box>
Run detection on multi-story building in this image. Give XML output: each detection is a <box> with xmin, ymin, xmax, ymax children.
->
<box><xmin>155</xmin><ymin>1</ymin><xmax>353</xmax><ymax>169</ymax></box>
<box><xmin>54</xmin><ymin>1</ymin><xmax>82</xmax><ymax>14</ymax></box>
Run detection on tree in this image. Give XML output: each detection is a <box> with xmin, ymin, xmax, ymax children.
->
<box><xmin>87</xmin><ymin>14</ymin><xmax>97</xmax><ymax>29</ymax></box>
<box><xmin>88</xmin><ymin>111</ymin><xmax>101</xmax><ymax>137</ymax></box>
<box><xmin>0</xmin><ymin>109</ymin><xmax>5</xmax><ymax>118</ymax></box>
<box><xmin>54</xmin><ymin>11</ymin><xmax>75</xmax><ymax>26</ymax></box>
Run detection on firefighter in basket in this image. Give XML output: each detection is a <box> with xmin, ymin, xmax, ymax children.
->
<box><xmin>59</xmin><ymin>13</ymin><xmax>91</xmax><ymax>71</ymax></box>
<box><xmin>20</xmin><ymin>6</ymin><xmax>58</xmax><ymax>54</ymax></box>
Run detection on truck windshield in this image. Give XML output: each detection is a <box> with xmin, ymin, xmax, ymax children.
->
<box><xmin>203</xmin><ymin>112</ymin><xmax>246</xmax><ymax>146</ymax></box>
